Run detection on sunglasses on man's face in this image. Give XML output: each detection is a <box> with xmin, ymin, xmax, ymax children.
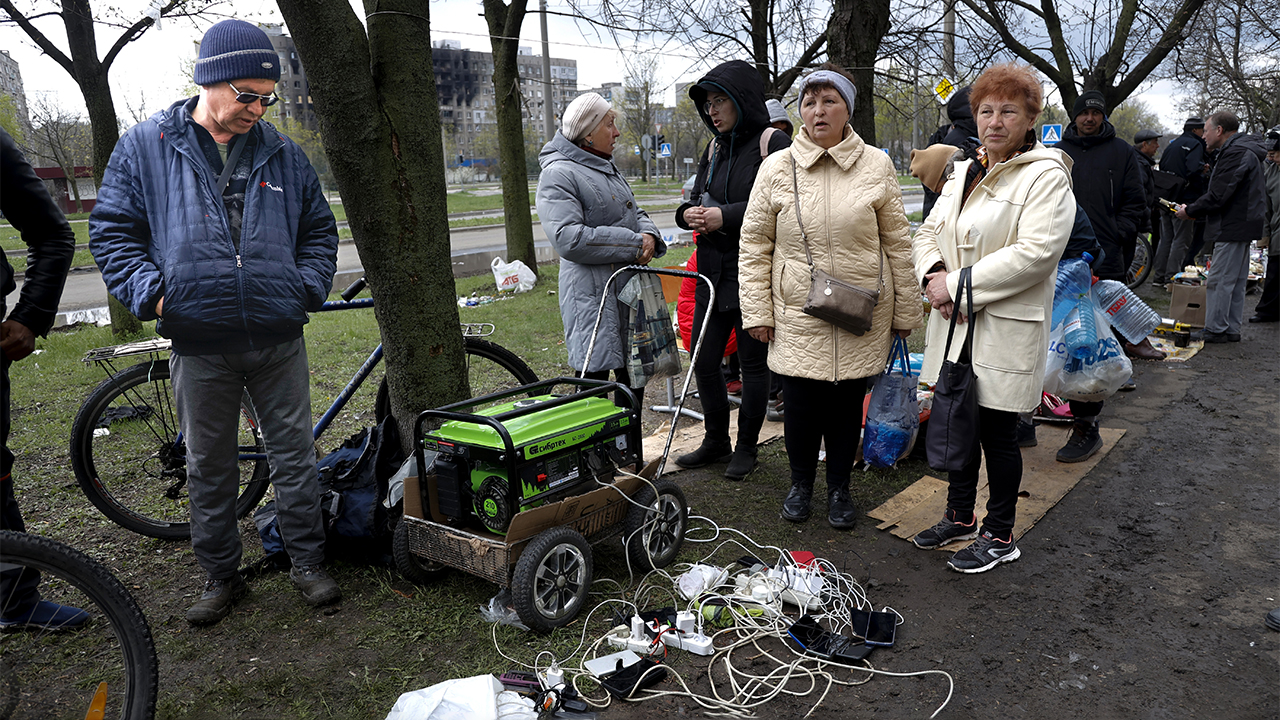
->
<box><xmin>227</xmin><ymin>81</ymin><xmax>279</xmax><ymax>107</ymax></box>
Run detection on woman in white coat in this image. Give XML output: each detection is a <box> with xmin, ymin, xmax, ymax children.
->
<box><xmin>910</xmin><ymin>63</ymin><xmax>1074</xmax><ymax>574</ymax></box>
<box><xmin>739</xmin><ymin>64</ymin><xmax>923</xmax><ymax>530</ymax></box>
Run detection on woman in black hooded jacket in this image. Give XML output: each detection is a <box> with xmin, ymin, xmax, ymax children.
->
<box><xmin>674</xmin><ymin>60</ymin><xmax>791</xmax><ymax>480</ymax></box>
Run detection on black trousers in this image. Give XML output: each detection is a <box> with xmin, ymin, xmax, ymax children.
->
<box><xmin>946</xmin><ymin>405</ymin><xmax>1022</xmax><ymax>537</ymax></box>
<box><xmin>1</xmin><ymin>356</ymin><xmax>42</xmax><ymax>614</ymax></box>
<box><xmin>779</xmin><ymin>374</ymin><xmax>868</xmax><ymax>488</ymax></box>
<box><xmin>1256</xmin><ymin>255</ymin><xmax>1280</xmax><ymax>319</ymax></box>
<box><xmin>689</xmin><ymin>301</ymin><xmax>770</xmax><ymax>424</ymax></box>
<box><xmin>580</xmin><ymin>367</ymin><xmax>644</xmax><ymax>410</ymax></box>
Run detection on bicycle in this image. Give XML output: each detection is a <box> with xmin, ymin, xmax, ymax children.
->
<box><xmin>0</xmin><ymin>530</ymin><xmax>159</xmax><ymax>720</ymax></box>
<box><xmin>68</xmin><ymin>277</ymin><xmax>538</xmax><ymax>541</ymax></box>
<box><xmin>1127</xmin><ymin>233</ymin><xmax>1153</xmax><ymax>289</ymax></box>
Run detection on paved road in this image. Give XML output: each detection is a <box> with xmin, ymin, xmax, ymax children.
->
<box><xmin>17</xmin><ymin>194</ymin><xmax>923</xmax><ymax>320</ymax></box>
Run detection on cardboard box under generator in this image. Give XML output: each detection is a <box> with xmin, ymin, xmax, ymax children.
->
<box><xmin>1170</xmin><ymin>284</ymin><xmax>1206</xmax><ymax>327</ymax></box>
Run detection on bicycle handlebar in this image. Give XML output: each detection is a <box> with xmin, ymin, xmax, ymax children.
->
<box><xmin>341</xmin><ymin>277</ymin><xmax>368</xmax><ymax>301</ymax></box>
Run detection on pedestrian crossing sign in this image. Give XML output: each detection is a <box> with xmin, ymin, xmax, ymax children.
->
<box><xmin>1041</xmin><ymin>124</ymin><xmax>1063</xmax><ymax>145</ymax></box>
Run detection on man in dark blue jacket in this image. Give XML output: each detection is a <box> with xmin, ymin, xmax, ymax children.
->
<box><xmin>1154</xmin><ymin>118</ymin><xmax>1207</xmax><ymax>283</ymax></box>
<box><xmin>90</xmin><ymin>19</ymin><xmax>339</xmax><ymax>626</ymax></box>
<box><xmin>1175</xmin><ymin>111</ymin><xmax>1268</xmax><ymax>342</ymax></box>
<box><xmin>1</xmin><ymin>128</ymin><xmax>86</xmax><ymax>630</ymax></box>
<box><xmin>1054</xmin><ymin>90</ymin><xmax>1151</xmax><ymax>463</ymax></box>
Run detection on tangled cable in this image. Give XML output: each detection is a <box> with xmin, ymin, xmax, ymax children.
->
<box><xmin>488</xmin><ymin>473</ymin><xmax>955</xmax><ymax>718</ymax></box>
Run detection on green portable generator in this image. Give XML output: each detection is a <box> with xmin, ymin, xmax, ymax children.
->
<box><xmin>419</xmin><ymin>378</ymin><xmax>642</xmax><ymax>535</ymax></box>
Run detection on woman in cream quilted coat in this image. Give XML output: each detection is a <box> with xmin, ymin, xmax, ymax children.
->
<box><xmin>739</xmin><ymin>64</ymin><xmax>923</xmax><ymax>530</ymax></box>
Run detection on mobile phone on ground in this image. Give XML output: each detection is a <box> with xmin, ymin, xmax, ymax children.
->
<box><xmin>864</xmin><ymin>611</ymin><xmax>897</xmax><ymax>647</ymax></box>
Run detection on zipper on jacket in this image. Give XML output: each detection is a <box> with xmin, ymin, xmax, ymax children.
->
<box><xmin>236</xmin><ymin>255</ymin><xmax>242</xmax><ymax>268</ymax></box>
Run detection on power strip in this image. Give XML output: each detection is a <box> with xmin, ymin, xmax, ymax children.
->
<box><xmin>603</xmin><ymin>612</ymin><xmax>715</xmax><ymax>656</ymax></box>
<box><xmin>767</xmin><ymin>566</ymin><xmax>823</xmax><ymax>610</ymax></box>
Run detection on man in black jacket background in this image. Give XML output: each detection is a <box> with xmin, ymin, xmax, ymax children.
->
<box><xmin>1175</xmin><ymin>111</ymin><xmax>1268</xmax><ymax>342</ymax></box>
<box><xmin>1154</xmin><ymin>118</ymin><xmax>1208</xmax><ymax>284</ymax></box>
<box><xmin>0</xmin><ymin>127</ymin><xmax>83</xmax><ymax>630</ymax></box>
<box><xmin>1054</xmin><ymin>90</ymin><xmax>1153</xmax><ymax>463</ymax></box>
<box><xmin>920</xmin><ymin>86</ymin><xmax>979</xmax><ymax>223</ymax></box>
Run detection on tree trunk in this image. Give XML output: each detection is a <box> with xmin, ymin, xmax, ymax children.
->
<box><xmin>483</xmin><ymin>0</ymin><xmax>539</xmax><ymax>281</ymax></box>
<box><xmin>826</xmin><ymin>0</ymin><xmax>891</xmax><ymax>147</ymax></box>
<box><xmin>62</xmin><ymin>0</ymin><xmax>142</xmax><ymax>335</ymax></box>
<box><xmin>277</xmin><ymin>0</ymin><xmax>469</xmax><ymax>449</ymax></box>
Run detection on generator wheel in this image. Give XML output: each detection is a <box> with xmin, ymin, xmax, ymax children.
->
<box><xmin>513</xmin><ymin>526</ymin><xmax>592</xmax><ymax>632</ymax></box>
<box><xmin>393</xmin><ymin>520</ymin><xmax>446</xmax><ymax>585</ymax></box>
<box><xmin>624</xmin><ymin>479</ymin><xmax>688</xmax><ymax>571</ymax></box>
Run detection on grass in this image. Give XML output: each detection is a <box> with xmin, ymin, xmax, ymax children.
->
<box><xmin>8</xmin><ymin>250</ymin><xmax>937</xmax><ymax>719</ymax></box>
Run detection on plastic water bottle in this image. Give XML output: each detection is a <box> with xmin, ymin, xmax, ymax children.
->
<box><xmin>1052</xmin><ymin>253</ymin><xmax>1094</xmax><ymax>330</ymax></box>
<box><xmin>1093</xmin><ymin>279</ymin><xmax>1161</xmax><ymax>343</ymax></box>
<box><xmin>1053</xmin><ymin>254</ymin><xmax>1096</xmax><ymax>357</ymax></box>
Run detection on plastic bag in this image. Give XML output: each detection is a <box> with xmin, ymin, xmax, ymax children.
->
<box><xmin>491</xmin><ymin>257</ymin><xmax>537</xmax><ymax>293</ymax></box>
<box><xmin>1043</xmin><ymin>293</ymin><xmax>1132</xmax><ymax>402</ymax></box>
<box><xmin>862</xmin><ymin>337</ymin><xmax>919</xmax><ymax>468</ymax></box>
<box><xmin>619</xmin><ymin>273</ymin><xmax>681</xmax><ymax>388</ymax></box>
<box><xmin>384</xmin><ymin>674</ymin><xmax>502</xmax><ymax>720</ymax></box>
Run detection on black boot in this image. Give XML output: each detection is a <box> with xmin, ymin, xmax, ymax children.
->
<box><xmin>781</xmin><ymin>475</ymin><xmax>814</xmax><ymax>522</ymax></box>
<box><xmin>827</xmin><ymin>482</ymin><xmax>857</xmax><ymax>530</ymax></box>
<box><xmin>724</xmin><ymin>413</ymin><xmax>764</xmax><ymax>481</ymax></box>
<box><xmin>675</xmin><ymin>408</ymin><xmax>732</xmax><ymax>469</ymax></box>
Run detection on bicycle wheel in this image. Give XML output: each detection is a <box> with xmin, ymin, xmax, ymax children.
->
<box><xmin>374</xmin><ymin>337</ymin><xmax>539</xmax><ymax>422</ymax></box>
<box><xmin>0</xmin><ymin>531</ymin><xmax>158</xmax><ymax>720</ymax></box>
<box><xmin>69</xmin><ymin>360</ymin><xmax>270</xmax><ymax>541</ymax></box>
<box><xmin>1127</xmin><ymin>233</ymin><xmax>1153</xmax><ymax>289</ymax></box>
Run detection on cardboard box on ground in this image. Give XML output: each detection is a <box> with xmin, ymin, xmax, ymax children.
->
<box><xmin>1169</xmin><ymin>285</ymin><xmax>1207</xmax><ymax>327</ymax></box>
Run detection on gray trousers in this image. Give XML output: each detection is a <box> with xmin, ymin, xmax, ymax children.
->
<box><xmin>1156</xmin><ymin>213</ymin><xmax>1195</xmax><ymax>282</ymax></box>
<box><xmin>171</xmin><ymin>337</ymin><xmax>324</xmax><ymax>579</ymax></box>
<box><xmin>1205</xmin><ymin>241</ymin><xmax>1252</xmax><ymax>335</ymax></box>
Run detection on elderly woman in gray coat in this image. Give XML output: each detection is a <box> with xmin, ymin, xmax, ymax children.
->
<box><xmin>536</xmin><ymin>92</ymin><xmax>666</xmax><ymax>397</ymax></box>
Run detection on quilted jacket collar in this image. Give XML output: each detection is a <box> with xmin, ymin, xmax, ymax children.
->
<box><xmin>154</xmin><ymin>97</ymin><xmax>285</xmax><ymax>167</ymax></box>
<box><xmin>791</xmin><ymin>123</ymin><xmax>865</xmax><ymax>172</ymax></box>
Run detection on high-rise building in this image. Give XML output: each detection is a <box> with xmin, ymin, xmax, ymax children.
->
<box><xmin>261</xmin><ymin>24</ymin><xmax>317</xmax><ymax>132</ymax></box>
<box><xmin>432</xmin><ymin>40</ymin><xmax>578</xmax><ymax>165</ymax></box>
<box><xmin>0</xmin><ymin>49</ymin><xmax>31</xmax><ymax>137</ymax></box>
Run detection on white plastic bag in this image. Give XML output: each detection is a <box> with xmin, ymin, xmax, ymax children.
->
<box><xmin>1043</xmin><ymin>295</ymin><xmax>1132</xmax><ymax>402</ymax></box>
<box><xmin>384</xmin><ymin>674</ymin><xmax>502</xmax><ymax>720</ymax></box>
<box><xmin>491</xmin><ymin>257</ymin><xmax>537</xmax><ymax>293</ymax></box>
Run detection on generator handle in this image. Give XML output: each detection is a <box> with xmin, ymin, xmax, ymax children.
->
<box><xmin>415</xmin><ymin>408</ymin><xmax>518</xmax><ymax>458</ymax></box>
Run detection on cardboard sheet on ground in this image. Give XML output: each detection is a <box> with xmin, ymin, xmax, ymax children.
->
<box><xmin>642</xmin><ymin>410</ymin><xmax>784</xmax><ymax>475</ymax></box>
<box><xmin>1148</xmin><ymin>335</ymin><xmax>1204</xmax><ymax>361</ymax></box>
<box><xmin>869</xmin><ymin>425</ymin><xmax>1125</xmax><ymax>548</ymax></box>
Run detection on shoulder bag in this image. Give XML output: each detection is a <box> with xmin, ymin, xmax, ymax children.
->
<box><xmin>924</xmin><ymin>266</ymin><xmax>979</xmax><ymax>472</ymax></box>
<box><xmin>790</xmin><ymin>154</ymin><xmax>881</xmax><ymax>336</ymax></box>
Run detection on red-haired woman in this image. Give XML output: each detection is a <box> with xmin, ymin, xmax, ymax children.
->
<box><xmin>910</xmin><ymin>63</ymin><xmax>1074</xmax><ymax>573</ymax></box>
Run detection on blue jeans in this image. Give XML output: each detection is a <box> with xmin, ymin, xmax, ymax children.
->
<box><xmin>171</xmin><ymin>338</ymin><xmax>325</xmax><ymax>579</ymax></box>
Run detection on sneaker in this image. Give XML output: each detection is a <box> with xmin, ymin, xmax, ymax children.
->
<box><xmin>766</xmin><ymin>397</ymin><xmax>784</xmax><ymax>423</ymax></box>
<box><xmin>1267</xmin><ymin>609</ymin><xmax>1280</xmax><ymax>632</ymax></box>
<box><xmin>0</xmin><ymin>600</ymin><xmax>91</xmax><ymax>631</ymax></box>
<box><xmin>1016</xmin><ymin>421</ymin><xmax>1037</xmax><ymax>448</ymax></box>
<box><xmin>1118</xmin><ymin>377</ymin><xmax>1137</xmax><ymax>392</ymax></box>
<box><xmin>947</xmin><ymin>530</ymin><xmax>1021</xmax><ymax>573</ymax></box>
<box><xmin>1056</xmin><ymin>422</ymin><xmax>1102</xmax><ymax>463</ymax></box>
<box><xmin>290</xmin><ymin>564</ymin><xmax>341</xmax><ymax>607</ymax></box>
<box><xmin>725</xmin><ymin>380</ymin><xmax>743</xmax><ymax>395</ymax></box>
<box><xmin>186</xmin><ymin>573</ymin><xmax>248</xmax><ymax>626</ymax></box>
<box><xmin>1203</xmin><ymin>331</ymin><xmax>1231</xmax><ymax>344</ymax></box>
<box><xmin>912</xmin><ymin>511</ymin><xmax>979</xmax><ymax>549</ymax></box>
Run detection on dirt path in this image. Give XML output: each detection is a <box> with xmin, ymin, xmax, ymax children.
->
<box><xmin>601</xmin><ymin>310</ymin><xmax>1279</xmax><ymax>718</ymax></box>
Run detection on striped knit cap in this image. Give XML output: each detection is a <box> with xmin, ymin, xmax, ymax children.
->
<box><xmin>194</xmin><ymin>20</ymin><xmax>280</xmax><ymax>86</ymax></box>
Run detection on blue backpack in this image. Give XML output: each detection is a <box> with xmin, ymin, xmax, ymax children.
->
<box><xmin>254</xmin><ymin>417</ymin><xmax>404</xmax><ymax>565</ymax></box>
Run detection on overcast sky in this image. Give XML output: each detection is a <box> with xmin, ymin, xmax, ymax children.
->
<box><xmin>0</xmin><ymin>0</ymin><xmax>1186</xmax><ymax>133</ymax></box>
